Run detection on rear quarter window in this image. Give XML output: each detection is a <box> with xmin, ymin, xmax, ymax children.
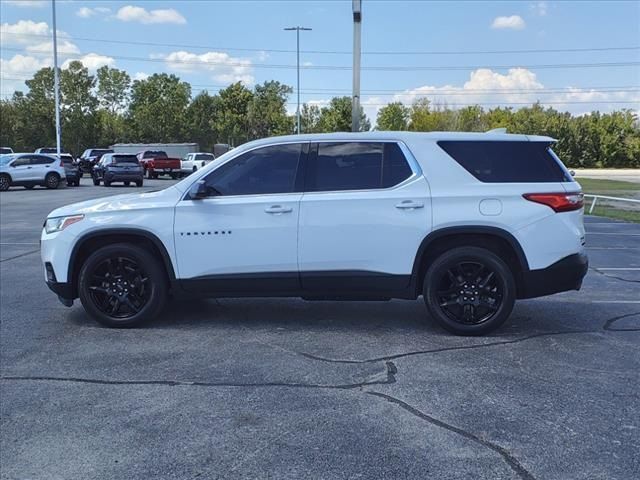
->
<box><xmin>438</xmin><ymin>141</ymin><xmax>571</xmax><ymax>183</ymax></box>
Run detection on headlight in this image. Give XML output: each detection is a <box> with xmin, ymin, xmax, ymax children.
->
<box><xmin>44</xmin><ymin>215</ymin><xmax>84</xmax><ymax>234</ymax></box>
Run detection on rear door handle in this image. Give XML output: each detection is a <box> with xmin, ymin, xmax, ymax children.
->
<box><xmin>396</xmin><ymin>200</ymin><xmax>424</xmax><ymax>210</ymax></box>
<box><xmin>264</xmin><ymin>205</ymin><xmax>293</xmax><ymax>214</ymax></box>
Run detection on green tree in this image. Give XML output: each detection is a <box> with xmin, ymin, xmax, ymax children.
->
<box><xmin>61</xmin><ymin>61</ymin><xmax>99</xmax><ymax>155</ymax></box>
<box><xmin>96</xmin><ymin>66</ymin><xmax>131</xmax><ymax>146</ymax></box>
<box><xmin>300</xmin><ymin>103</ymin><xmax>321</xmax><ymax>133</ymax></box>
<box><xmin>213</xmin><ymin>82</ymin><xmax>254</xmax><ymax>146</ymax></box>
<box><xmin>186</xmin><ymin>91</ymin><xmax>220</xmax><ymax>152</ymax></box>
<box><xmin>317</xmin><ymin>96</ymin><xmax>370</xmax><ymax>132</ymax></box>
<box><xmin>247</xmin><ymin>81</ymin><xmax>293</xmax><ymax>139</ymax></box>
<box><xmin>376</xmin><ymin>102</ymin><xmax>409</xmax><ymax>130</ymax></box>
<box><xmin>129</xmin><ymin>73</ymin><xmax>191</xmax><ymax>142</ymax></box>
<box><xmin>22</xmin><ymin>67</ymin><xmax>57</xmax><ymax>150</ymax></box>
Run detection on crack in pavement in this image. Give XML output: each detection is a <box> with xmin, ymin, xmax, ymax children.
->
<box><xmin>0</xmin><ymin>249</ymin><xmax>39</xmax><ymax>263</ymax></box>
<box><xmin>293</xmin><ymin>311</ymin><xmax>640</xmax><ymax>364</ymax></box>
<box><xmin>0</xmin><ymin>361</ymin><xmax>398</xmax><ymax>391</ymax></box>
<box><xmin>603</xmin><ymin>311</ymin><xmax>640</xmax><ymax>332</ymax></box>
<box><xmin>366</xmin><ymin>391</ymin><xmax>535</xmax><ymax>480</ymax></box>
<box><xmin>590</xmin><ymin>267</ymin><xmax>640</xmax><ymax>284</ymax></box>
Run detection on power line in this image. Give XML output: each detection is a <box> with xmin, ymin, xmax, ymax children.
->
<box><xmin>3</xmin><ymin>31</ymin><xmax>639</xmax><ymax>56</ymax></box>
<box><xmin>4</xmin><ymin>46</ymin><xmax>639</xmax><ymax>71</ymax></box>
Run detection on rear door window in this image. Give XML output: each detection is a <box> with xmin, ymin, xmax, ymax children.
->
<box><xmin>307</xmin><ymin>142</ymin><xmax>413</xmax><ymax>192</ymax></box>
<box><xmin>437</xmin><ymin>141</ymin><xmax>571</xmax><ymax>183</ymax></box>
<box><xmin>31</xmin><ymin>155</ymin><xmax>55</xmax><ymax>165</ymax></box>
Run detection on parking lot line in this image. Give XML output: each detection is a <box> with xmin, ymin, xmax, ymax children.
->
<box><xmin>0</xmin><ymin>243</ymin><xmax>40</xmax><ymax>245</ymax></box>
<box><xmin>592</xmin><ymin>300</ymin><xmax>640</xmax><ymax>304</ymax></box>
<box><xmin>586</xmin><ymin>233</ymin><xmax>640</xmax><ymax>236</ymax></box>
<box><xmin>595</xmin><ymin>268</ymin><xmax>640</xmax><ymax>271</ymax></box>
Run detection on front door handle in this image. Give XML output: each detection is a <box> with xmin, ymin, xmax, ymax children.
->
<box><xmin>264</xmin><ymin>205</ymin><xmax>293</xmax><ymax>214</ymax></box>
<box><xmin>396</xmin><ymin>200</ymin><xmax>424</xmax><ymax>210</ymax></box>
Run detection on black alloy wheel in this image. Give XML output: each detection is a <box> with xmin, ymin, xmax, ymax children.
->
<box><xmin>424</xmin><ymin>246</ymin><xmax>515</xmax><ymax>335</ymax></box>
<box><xmin>45</xmin><ymin>173</ymin><xmax>60</xmax><ymax>189</ymax></box>
<box><xmin>0</xmin><ymin>174</ymin><xmax>10</xmax><ymax>191</ymax></box>
<box><xmin>78</xmin><ymin>244</ymin><xmax>167</xmax><ymax>327</ymax></box>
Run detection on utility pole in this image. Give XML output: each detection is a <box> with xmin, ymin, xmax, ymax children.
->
<box><xmin>352</xmin><ymin>0</ymin><xmax>362</xmax><ymax>132</ymax></box>
<box><xmin>284</xmin><ymin>26</ymin><xmax>312</xmax><ymax>134</ymax></box>
<box><xmin>51</xmin><ymin>0</ymin><xmax>62</xmax><ymax>155</ymax></box>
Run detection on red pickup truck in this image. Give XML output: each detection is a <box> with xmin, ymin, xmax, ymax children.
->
<box><xmin>137</xmin><ymin>150</ymin><xmax>181</xmax><ymax>179</ymax></box>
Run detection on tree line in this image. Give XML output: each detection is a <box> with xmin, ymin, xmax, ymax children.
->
<box><xmin>1</xmin><ymin>62</ymin><xmax>638</xmax><ymax>167</ymax></box>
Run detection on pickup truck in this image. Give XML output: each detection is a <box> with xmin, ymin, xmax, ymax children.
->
<box><xmin>78</xmin><ymin>148</ymin><xmax>114</xmax><ymax>175</ymax></box>
<box><xmin>137</xmin><ymin>150</ymin><xmax>181</xmax><ymax>179</ymax></box>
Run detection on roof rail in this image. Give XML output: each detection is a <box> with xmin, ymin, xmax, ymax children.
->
<box><xmin>486</xmin><ymin>128</ymin><xmax>507</xmax><ymax>134</ymax></box>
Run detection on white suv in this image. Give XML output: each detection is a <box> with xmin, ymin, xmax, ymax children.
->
<box><xmin>181</xmin><ymin>152</ymin><xmax>215</xmax><ymax>175</ymax></box>
<box><xmin>0</xmin><ymin>153</ymin><xmax>67</xmax><ymax>191</ymax></box>
<box><xmin>41</xmin><ymin>132</ymin><xmax>587</xmax><ymax>335</ymax></box>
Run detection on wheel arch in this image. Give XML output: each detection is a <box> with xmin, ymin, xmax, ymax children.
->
<box><xmin>410</xmin><ymin>226</ymin><xmax>530</xmax><ymax>298</ymax></box>
<box><xmin>68</xmin><ymin>228</ymin><xmax>176</xmax><ymax>298</ymax></box>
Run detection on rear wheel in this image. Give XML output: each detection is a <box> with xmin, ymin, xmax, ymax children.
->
<box><xmin>170</xmin><ymin>173</ymin><xmax>178</xmax><ymax>180</ymax></box>
<box><xmin>104</xmin><ymin>179</ymin><xmax>111</xmax><ymax>187</ymax></box>
<box><xmin>93</xmin><ymin>178</ymin><xmax>100</xmax><ymax>186</ymax></box>
<box><xmin>135</xmin><ymin>180</ymin><xmax>143</xmax><ymax>187</ymax></box>
<box><xmin>0</xmin><ymin>174</ymin><xmax>12</xmax><ymax>191</ymax></box>
<box><xmin>78</xmin><ymin>243</ymin><xmax>167</xmax><ymax>328</ymax></box>
<box><xmin>124</xmin><ymin>181</ymin><xmax>130</xmax><ymax>186</ymax></box>
<box><xmin>44</xmin><ymin>173</ymin><xmax>60</xmax><ymax>189</ymax></box>
<box><xmin>146</xmin><ymin>169</ymin><xmax>153</xmax><ymax>179</ymax></box>
<box><xmin>423</xmin><ymin>246</ymin><xmax>515</xmax><ymax>336</ymax></box>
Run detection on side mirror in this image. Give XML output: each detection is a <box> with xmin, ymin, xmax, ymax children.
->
<box><xmin>189</xmin><ymin>180</ymin><xmax>209</xmax><ymax>200</ymax></box>
<box><xmin>569</xmin><ymin>170</ymin><xmax>576</xmax><ymax>177</ymax></box>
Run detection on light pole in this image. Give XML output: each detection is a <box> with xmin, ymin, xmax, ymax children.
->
<box><xmin>51</xmin><ymin>0</ymin><xmax>62</xmax><ymax>155</ymax></box>
<box><xmin>352</xmin><ymin>0</ymin><xmax>362</xmax><ymax>132</ymax></box>
<box><xmin>284</xmin><ymin>26</ymin><xmax>312</xmax><ymax>134</ymax></box>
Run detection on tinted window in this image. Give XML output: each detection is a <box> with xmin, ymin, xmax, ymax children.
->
<box><xmin>144</xmin><ymin>151</ymin><xmax>167</xmax><ymax>159</ymax></box>
<box><xmin>31</xmin><ymin>155</ymin><xmax>55</xmax><ymax>165</ymax></box>
<box><xmin>309</xmin><ymin>143</ymin><xmax>383</xmax><ymax>192</ymax></box>
<box><xmin>195</xmin><ymin>154</ymin><xmax>215</xmax><ymax>161</ymax></box>
<box><xmin>382</xmin><ymin>143</ymin><xmax>413</xmax><ymax>188</ymax></box>
<box><xmin>0</xmin><ymin>148</ymin><xmax>12</xmax><ymax>155</ymax></box>
<box><xmin>203</xmin><ymin>144</ymin><xmax>301</xmax><ymax>196</ymax></box>
<box><xmin>61</xmin><ymin>155</ymin><xmax>74</xmax><ymax>164</ymax></box>
<box><xmin>38</xmin><ymin>148</ymin><xmax>57</xmax><ymax>154</ymax></box>
<box><xmin>112</xmin><ymin>155</ymin><xmax>139</xmax><ymax>164</ymax></box>
<box><xmin>11</xmin><ymin>156</ymin><xmax>30</xmax><ymax>167</ymax></box>
<box><xmin>307</xmin><ymin>142</ymin><xmax>413</xmax><ymax>192</ymax></box>
<box><xmin>438</xmin><ymin>141</ymin><xmax>570</xmax><ymax>183</ymax></box>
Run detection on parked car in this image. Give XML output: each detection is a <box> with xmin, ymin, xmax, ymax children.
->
<box><xmin>41</xmin><ymin>131</ymin><xmax>587</xmax><ymax>334</ymax></box>
<box><xmin>137</xmin><ymin>150</ymin><xmax>181</xmax><ymax>179</ymax></box>
<box><xmin>181</xmin><ymin>152</ymin><xmax>215</xmax><ymax>175</ymax></box>
<box><xmin>0</xmin><ymin>153</ymin><xmax>66</xmax><ymax>190</ymax></box>
<box><xmin>0</xmin><ymin>147</ymin><xmax>14</xmax><ymax>155</ymax></box>
<box><xmin>92</xmin><ymin>153</ymin><xmax>143</xmax><ymax>187</ymax></box>
<box><xmin>59</xmin><ymin>154</ymin><xmax>81</xmax><ymax>186</ymax></box>
<box><xmin>35</xmin><ymin>147</ymin><xmax>67</xmax><ymax>154</ymax></box>
<box><xmin>78</xmin><ymin>148</ymin><xmax>114</xmax><ymax>175</ymax></box>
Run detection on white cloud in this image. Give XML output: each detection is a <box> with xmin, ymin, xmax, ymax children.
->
<box><xmin>62</xmin><ymin>53</ymin><xmax>115</xmax><ymax>71</ymax></box>
<box><xmin>27</xmin><ymin>39</ymin><xmax>80</xmax><ymax>55</ymax></box>
<box><xmin>530</xmin><ymin>1</ymin><xmax>548</xmax><ymax>16</ymax></box>
<box><xmin>115</xmin><ymin>6</ymin><xmax>186</xmax><ymax>25</ymax></box>
<box><xmin>0</xmin><ymin>53</ymin><xmax>51</xmax><ymax>95</ymax></box>
<box><xmin>1</xmin><ymin>20</ymin><xmax>78</xmax><ymax>54</ymax></box>
<box><xmin>491</xmin><ymin>15</ymin><xmax>526</xmax><ymax>30</ymax></box>
<box><xmin>76</xmin><ymin>6</ymin><xmax>111</xmax><ymax>18</ymax></box>
<box><xmin>159</xmin><ymin>50</ymin><xmax>254</xmax><ymax>84</ymax></box>
<box><xmin>133</xmin><ymin>72</ymin><xmax>149</xmax><ymax>81</ymax></box>
<box><xmin>3</xmin><ymin>1</ymin><xmax>46</xmax><ymax>8</ymax></box>
<box><xmin>386</xmin><ymin>68</ymin><xmax>640</xmax><ymax>117</ymax></box>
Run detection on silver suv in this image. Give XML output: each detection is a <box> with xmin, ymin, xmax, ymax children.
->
<box><xmin>0</xmin><ymin>153</ymin><xmax>67</xmax><ymax>191</ymax></box>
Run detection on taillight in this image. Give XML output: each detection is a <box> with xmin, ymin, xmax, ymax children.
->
<box><xmin>523</xmin><ymin>192</ymin><xmax>584</xmax><ymax>212</ymax></box>
<box><xmin>60</xmin><ymin>160</ymin><xmax>64</xmax><ymax>167</ymax></box>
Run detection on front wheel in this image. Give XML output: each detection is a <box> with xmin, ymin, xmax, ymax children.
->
<box><xmin>124</xmin><ymin>181</ymin><xmax>130</xmax><ymax>186</ymax></box>
<box><xmin>104</xmin><ymin>179</ymin><xmax>111</xmax><ymax>187</ymax></box>
<box><xmin>423</xmin><ymin>246</ymin><xmax>515</xmax><ymax>336</ymax></box>
<box><xmin>78</xmin><ymin>243</ymin><xmax>167</xmax><ymax>328</ymax></box>
<box><xmin>93</xmin><ymin>178</ymin><xmax>100</xmax><ymax>186</ymax></box>
<box><xmin>135</xmin><ymin>180</ymin><xmax>143</xmax><ymax>187</ymax></box>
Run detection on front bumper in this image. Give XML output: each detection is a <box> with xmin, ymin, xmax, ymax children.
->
<box><xmin>519</xmin><ymin>253</ymin><xmax>589</xmax><ymax>299</ymax></box>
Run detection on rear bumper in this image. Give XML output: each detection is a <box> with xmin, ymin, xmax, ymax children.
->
<box><xmin>105</xmin><ymin>172</ymin><xmax>143</xmax><ymax>182</ymax></box>
<box><xmin>520</xmin><ymin>253</ymin><xmax>589</xmax><ymax>299</ymax></box>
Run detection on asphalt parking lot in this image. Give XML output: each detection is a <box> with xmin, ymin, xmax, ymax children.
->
<box><xmin>1</xmin><ymin>180</ymin><xmax>638</xmax><ymax>480</ymax></box>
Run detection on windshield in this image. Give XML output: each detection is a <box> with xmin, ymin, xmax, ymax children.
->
<box><xmin>39</xmin><ymin>148</ymin><xmax>58</xmax><ymax>154</ymax></box>
<box><xmin>113</xmin><ymin>155</ymin><xmax>139</xmax><ymax>164</ymax></box>
<box><xmin>61</xmin><ymin>155</ymin><xmax>74</xmax><ymax>164</ymax></box>
<box><xmin>92</xmin><ymin>149</ymin><xmax>113</xmax><ymax>157</ymax></box>
<box><xmin>0</xmin><ymin>154</ymin><xmax>16</xmax><ymax>165</ymax></box>
<box><xmin>195</xmin><ymin>154</ymin><xmax>215</xmax><ymax>161</ymax></box>
<box><xmin>0</xmin><ymin>148</ymin><xmax>12</xmax><ymax>155</ymax></box>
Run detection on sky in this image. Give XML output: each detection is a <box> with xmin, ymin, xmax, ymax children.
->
<box><xmin>1</xmin><ymin>0</ymin><xmax>639</xmax><ymax>123</ymax></box>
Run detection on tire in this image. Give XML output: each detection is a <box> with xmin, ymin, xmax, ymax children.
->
<box><xmin>135</xmin><ymin>180</ymin><xmax>143</xmax><ymax>187</ymax></box>
<box><xmin>0</xmin><ymin>174</ymin><xmax>10</xmax><ymax>191</ymax></box>
<box><xmin>44</xmin><ymin>173</ymin><xmax>60</xmax><ymax>189</ymax></box>
<box><xmin>146</xmin><ymin>169</ymin><xmax>153</xmax><ymax>179</ymax></box>
<box><xmin>152</xmin><ymin>173</ymin><xmax>158</xmax><ymax>179</ymax></box>
<box><xmin>93</xmin><ymin>178</ymin><xmax>100</xmax><ymax>186</ymax></box>
<box><xmin>78</xmin><ymin>243</ymin><xmax>168</xmax><ymax>328</ymax></box>
<box><xmin>192</xmin><ymin>166</ymin><xmax>197</xmax><ymax>173</ymax></box>
<box><xmin>24</xmin><ymin>184</ymin><xmax>35</xmax><ymax>190</ymax></box>
<box><xmin>75</xmin><ymin>180</ymin><xmax>80</xmax><ymax>186</ymax></box>
<box><xmin>170</xmin><ymin>173</ymin><xmax>178</xmax><ymax>180</ymax></box>
<box><xmin>67</xmin><ymin>181</ymin><xmax>73</xmax><ymax>187</ymax></box>
<box><xmin>104</xmin><ymin>179</ymin><xmax>111</xmax><ymax>187</ymax></box>
<box><xmin>423</xmin><ymin>246</ymin><xmax>516</xmax><ymax>336</ymax></box>
<box><xmin>124</xmin><ymin>181</ymin><xmax>130</xmax><ymax>186</ymax></box>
